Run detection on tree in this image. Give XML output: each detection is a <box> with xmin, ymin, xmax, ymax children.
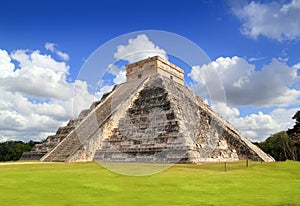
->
<box><xmin>0</xmin><ymin>141</ymin><xmax>37</xmax><ymax>161</ymax></box>
<box><xmin>287</xmin><ymin>110</ymin><xmax>300</xmax><ymax>160</ymax></box>
<box><xmin>287</xmin><ymin>111</ymin><xmax>300</xmax><ymax>135</ymax></box>
<box><xmin>258</xmin><ymin>131</ymin><xmax>296</xmax><ymax>161</ymax></box>
<box><xmin>257</xmin><ymin>110</ymin><xmax>300</xmax><ymax>161</ymax></box>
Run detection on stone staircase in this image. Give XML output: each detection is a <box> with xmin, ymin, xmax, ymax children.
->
<box><xmin>94</xmin><ymin>80</ymin><xmax>188</xmax><ymax>163</ymax></box>
<box><xmin>20</xmin><ymin>120</ymin><xmax>76</xmax><ymax>160</ymax></box>
<box><xmin>22</xmin><ymin>88</ymin><xmax>110</xmax><ymax>161</ymax></box>
<box><xmin>41</xmin><ymin>132</ymin><xmax>82</xmax><ymax>162</ymax></box>
<box><xmin>41</xmin><ymin>78</ymin><xmax>148</xmax><ymax>162</ymax></box>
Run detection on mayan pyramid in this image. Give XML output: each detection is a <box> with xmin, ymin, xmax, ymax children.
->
<box><xmin>21</xmin><ymin>56</ymin><xmax>274</xmax><ymax>163</ymax></box>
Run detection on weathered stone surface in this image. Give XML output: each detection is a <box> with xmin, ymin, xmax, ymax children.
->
<box><xmin>126</xmin><ymin>56</ymin><xmax>184</xmax><ymax>85</ymax></box>
<box><xmin>41</xmin><ymin>76</ymin><xmax>148</xmax><ymax>162</ymax></box>
<box><xmin>22</xmin><ymin>56</ymin><xmax>274</xmax><ymax>163</ymax></box>
<box><xmin>94</xmin><ymin>74</ymin><xmax>274</xmax><ymax>163</ymax></box>
<box><xmin>20</xmin><ymin>123</ymin><xmax>76</xmax><ymax>160</ymax></box>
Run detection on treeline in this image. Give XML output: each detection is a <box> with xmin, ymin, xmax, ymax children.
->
<box><xmin>0</xmin><ymin>140</ymin><xmax>38</xmax><ymax>161</ymax></box>
<box><xmin>256</xmin><ymin>111</ymin><xmax>300</xmax><ymax>161</ymax></box>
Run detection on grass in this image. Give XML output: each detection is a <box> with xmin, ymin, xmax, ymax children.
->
<box><xmin>0</xmin><ymin>161</ymin><xmax>299</xmax><ymax>206</ymax></box>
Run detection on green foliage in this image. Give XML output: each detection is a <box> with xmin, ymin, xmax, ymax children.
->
<box><xmin>287</xmin><ymin>111</ymin><xmax>300</xmax><ymax>160</ymax></box>
<box><xmin>0</xmin><ymin>141</ymin><xmax>37</xmax><ymax>161</ymax></box>
<box><xmin>0</xmin><ymin>161</ymin><xmax>299</xmax><ymax>206</ymax></box>
<box><xmin>287</xmin><ymin>111</ymin><xmax>300</xmax><ymax>137</ymax></box>
<box><xmin>258</xmin><ymin>110</ymin><xmax>300</xmax><ymax>161</ymax></box>
<box><xmin>258</xmin><ymin>131</ymin><xmax>296</xmax><ymax>161</ymax></box>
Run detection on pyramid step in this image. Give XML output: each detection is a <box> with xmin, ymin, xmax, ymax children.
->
<box><xmin>90</xmin><ymin>100</ymin><xmax>102</xmax><ymax>109</ymax></box>
<box><xmin>56</xmin><ymin>126</ymin><xmax>75</xmax><ymax>135</ymax></box>
<box><xmin>20</xmin><ymin>151</ymin><xmax>46</xmax><ymax>160</ymax></box>
<box><xmin>78</xmin><ymin>109</ymin><xmax>92</xmax><ymax>119</ymax></box>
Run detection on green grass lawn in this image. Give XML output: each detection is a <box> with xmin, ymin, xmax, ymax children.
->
<box><xmin>0</xmin><ymin>161</ymin><xmax>299</xmax><ymax>206</ymax></box>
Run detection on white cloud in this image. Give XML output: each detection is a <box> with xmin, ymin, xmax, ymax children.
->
<box><xmin>45</xmin><ymin>42</ymin><xmax>69</xmax><ymax>61</ymax></box>
<box><xmin>1</xmin><ymin>50</ymin><xmax>71</xmax><ymax>100</ymax></box>
<box><xmin>56</xmin><ymin>50</ymin><xmax>69</xmax><ymax>61</ymax></box>
<box><xmin>294</xmin><ymin>62</ymin><xmax>300</xmax><ymax>69</ymax></box>
<box><xmin>107</xmin><ymin>64</ymin><xmax>126</xmax><ymax>84</ymax></box>
<box><xmin>114</xmin><ymin>34</ymin><xmax>167</xmax><ymax>63</ymax></box>
<box><xmin>0</xmin><ymin>135</ymin><xmax>8</xmax><ymax>143</ymax></box>
<box><xmin>0</xmin><ymin>88</ymin><xmax>70</xmax><ymax>142</ymax></box>
<box><xmin>248</xmin><ymin>56</ymin><xmax>266</xmax><ymax>62</ymax></box>
<box><xmin>95</xmin><ymin>85</ymin><xmax>114</xmax><ymax>100</ymax></box>
<box><xmin>11</xmin><ymin>49</ymin><xmax>69</xmax><ymax>73</ymax></box>
<box><xmin>0</xmin><ymin>49</ymin><xmax>15</xmax><ymax>77</ymax></box>
<box><xmin>45</xmin><ymin>42</ymin><xmax>55</xmax><ymax>52</ymax></box>
<box><xmin>212</xmin><ymin>102</ymin><xmax>240</xmax><ymax>120</ymax></box>
<box><xmin>190</xmin><ymin>56</ymin><xmax>300</xmax><ymax>141</ymax></box>
<box><xmin>1</xmin><ymin>36</ymin><xmax>167</xmax><ymax>142</ymax></box>
<box><xmin>230</xmin><ymin>111</ymin><xmax>277</xmax><ymax>141</ymax></box>
<box><xmin>190</xmin><ymin>56</ymin><xmax>300</xmax><ymax>107</ymax></box>
<box><xmin>213</xmin><ymin>102</ymin><xmax>299</xmax><ymax>141</ymax></box>
<box><xmin>0</xmin><ymin>48</ymin><xmax>94</xmax><ymax>142</ymax></box>
<box><xmin>70</xmin><ymin>80</ymin><xmax>95</xmax><ymax>116</ymax></box>
<box><xmin>232</xmin><ymin>0</ymin><xmax>300</xmax><ymax>41</ymax></box>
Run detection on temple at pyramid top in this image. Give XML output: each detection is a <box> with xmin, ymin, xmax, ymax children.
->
<box><xmin>126</xmin><ymin>56</ymin><xmax>184</xmax><ymax>85</ymax></box>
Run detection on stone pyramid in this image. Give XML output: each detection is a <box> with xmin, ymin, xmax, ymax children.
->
<box><xmin>21</xmin><ymin>56</ymin><xmax>274</xmax><ymax>163</ymax></box>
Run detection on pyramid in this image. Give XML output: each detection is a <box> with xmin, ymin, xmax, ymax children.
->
<box><xmin>21</xmin><ymin>56</ymin><xmax>274</xmax><ymax>163</ymax></box>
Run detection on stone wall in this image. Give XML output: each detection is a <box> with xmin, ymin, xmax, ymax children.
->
<box><xmin>126</xmin><ymin>56</ymin><xmax>184</xmax><ymax>85</ymax></box>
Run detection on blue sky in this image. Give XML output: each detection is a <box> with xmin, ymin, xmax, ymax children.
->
<box><xmin>0</xmin><ymin>0</ymin><xmax>299</xmax><ymax>142</ymax></box>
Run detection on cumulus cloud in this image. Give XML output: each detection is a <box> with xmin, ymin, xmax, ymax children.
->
<box><xmin>190</xmin><ymin>56</ymin><xmax>300</xmax><ymax>141</ymax></box>
<box><xmin>0</xmin><ymin>48</ymin><xmax>94</xmax><ymax>141</ymax></box>
<box><xmin>107</xmin><ymin>64</ymin><xmax>126</xmax><ymax>84</ymax></box>
<box><xmin>232</xmin><ymin>0</ymin><xmax>300</xmax><ymax>41</ymax></box>
<box><xmin>1</xmin><ymin>50</ymin><xmax>72</xmax><ymax>100</ymax></box>
<box><xmin>114</xmin><ymin>34</ymin><xmax>167</xmax><ymax>63</ymax></box>
<box><xmin>45</xmin><ymin>42</ymin><xmax>69</xmax><ymax>61</ymax></box>
<box><xmin>294</xmin><ymin>62</ymin><xmax>300</xmax><ymax>69</ymax></box>
<box><xmin>212</xmin><ymin>102</ymin><xmax>240</xmax><ymax>120</ymax></box>
<box><xmin>212</xmin><ymin>102</ymin><xmax>299</xmax><ymax>141</ymax></box>
<box><xmin>0</xmin><ymin>36</ymin><xmax>166</xmax><ymax>142</ymax></box>
<box><xmin>247</xmin><ymin>108</ymin><xmax>297</xmax><ymax>141</ymax></box>
<box><xmin>190</xmin><ymin>56</ymin><xmax>300</xmax><ymax>107</ymax></box>
<box><xmin>0</xmin><ymin>49</ymin><xmax>15</xmax><ymax>77</ymax></box>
